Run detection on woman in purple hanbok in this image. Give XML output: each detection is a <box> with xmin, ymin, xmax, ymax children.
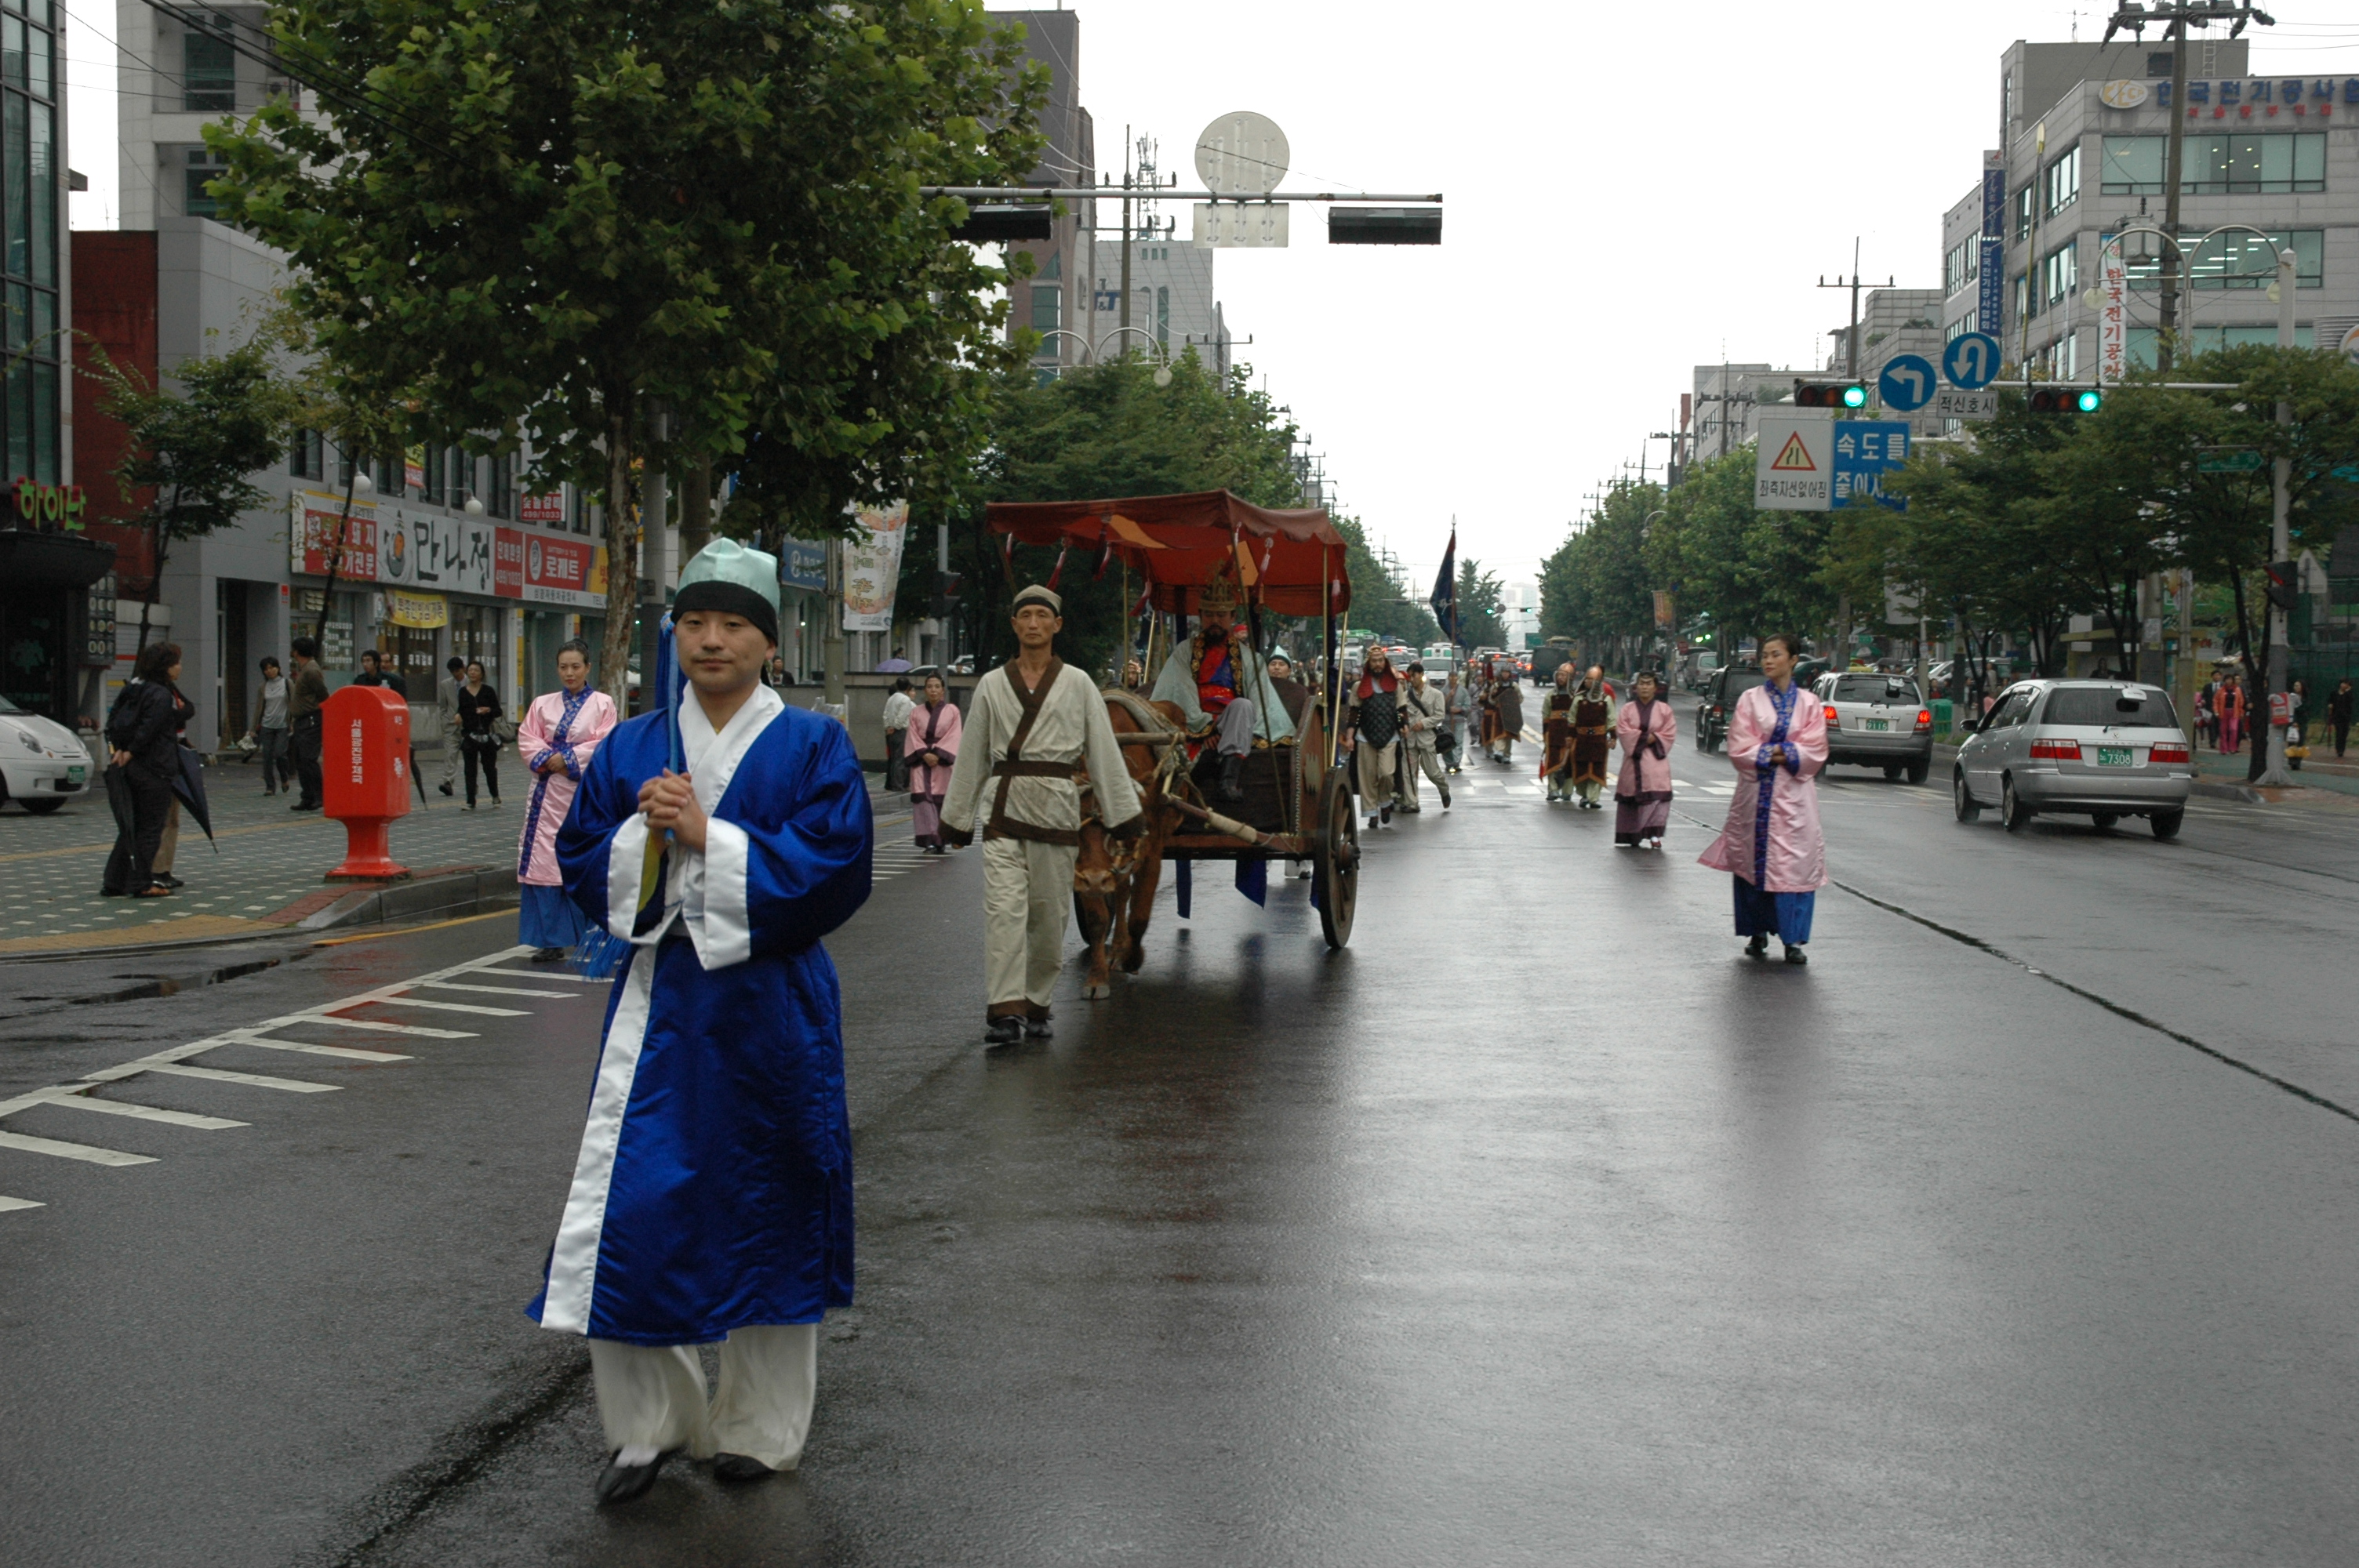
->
<box><xmin>1697</xmin><ymin>633</ymin><xmax>1827</xmax><ymax>964</ymax></box>
<box><xmin>1613</xmin><ymin>670</ymin><xmax>1677</xmax><ymax>848</ymax></box>
<box><xmin>515</xmin><ymin>640</ymin><xmax>620</xmax><ymax>959</ymax></box>
<box><xmin>905</xmin><ymin>673</ymin><xmax>962</xmax><ymax>852</ymax></box>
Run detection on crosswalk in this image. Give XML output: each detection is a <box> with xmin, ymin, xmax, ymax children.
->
<box><xmin>0</xmin><ymin>946</ymin><xmax>599</xmax><ymax>1215</ymax></box>
<box><xmin>871</xmin><ymin>840</ymin><xmax>956</xmax><ymax>881</ymax></box>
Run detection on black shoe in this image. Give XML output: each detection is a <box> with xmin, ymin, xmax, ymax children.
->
<box><xmin>1783</xmin><ymin>945</ymin><xmax>1808</xmax><ymax>966</ymax></box>
<box><xmin>1379</xmin><ymin>804</ymin><xmax>1393</xmax><ymax>825</ymax></box>
<box><xmin>161</xmin><ymin>875</ymin><xmax>185</xmax><ymax>889</ymax></box>
<box><xmin>1439</xmin><ymin>786</ymin><xmax>1451</xmax><ymax>809</ymax></box>
<box><xmin>594</xmin><ymin>1449</ymin><xmax>675</xmax><ymax>1505</ymax></box>
<box><xmin>712</xmin><ymin>1453</ymin><xmax>776</xmax><ymax>1484</ymax></box>
<box><xmin>1023</xmin><ymin>1015</ymin><xmax>1052</xmax><ymax>1040</ymax></box>
<box><xmin>532</xmin><ymin>946</ymin><xmax>568</xmax><ymax>963</ymax></box>
<box><xmin>1746</xmin><ymin>934</ymin><xmax>1768</xmax><ymax>960</ymax></box>
<box><xmin>1218</xmin><ymin>753</ymin><xmax>1245</xmax><ymax>802</ymax></box>
<box><xmin>985</xmin><ymin>1017</ymin><xmax>1024</xmax><ymax>1047</ymax></box>
<box><xmin>292</xmin><ymin>801</ymin><xmax>321</xmax><ymax>812</ymax></box>
<box><xmin>438</xmin><ymin>782</ymin><xmax>453</xmax><ymax>797</ymax></box>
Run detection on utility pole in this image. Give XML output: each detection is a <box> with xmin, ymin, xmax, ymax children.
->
<box><xmin>2102</xmin><ymin>2</ymin><xmax>2277</xmax><ymax>373</ymax></box>
<box><xmin>2258</xmin><ymin>242</ymin><xmax>2298</xmax><ymax>787</ymax></box>
<box><xmin>1819</xmin><ymin>240</ymin><xmax>1892</xmax><ymax>378</ymax></box>
<box><xmin>1118</xmin><ymin>124</ymin><xmax>1132</xmax><ymax>336</ymax></box>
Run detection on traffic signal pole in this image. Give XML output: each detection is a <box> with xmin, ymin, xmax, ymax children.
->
<box><xmin>2258</xmin><ymin>243</ymin><xmax>2298</xmax><ymax>788</ymax></box>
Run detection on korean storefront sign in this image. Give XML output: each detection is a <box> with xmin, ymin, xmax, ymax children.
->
<box><xmin>377</xmin><ymin>511</ymin><xmax>497</xmax><ymax>597</ymax></box>
<box><xmin>841</xmin><ymin>502</ymin><xmax>908</xmax><ymax>631</ymax></box>
<box><xmin>380</xmin><ymin>589</ymin><xmax>448</xmax><ymax>629</ymax></box>
<box><xmin>2098</xmin><ymin>234</ymin><xmax>2128</xmax><ymax>383</ymax></box>
<box><xmin>291</xmin><ymin>491</ymin><xmax>378</xmax><ymax>577</ymax></box>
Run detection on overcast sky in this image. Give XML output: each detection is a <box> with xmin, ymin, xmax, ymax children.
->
<box><xmin>64</xmin><ymin>1</ymin><xmax>2359</xmax><ymax>595</ymax></box>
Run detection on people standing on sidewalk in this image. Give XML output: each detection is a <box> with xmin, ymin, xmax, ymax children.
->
<box><xmin>456</xmin><ymin>659</ymin><xmax>504</xmax><ymax>809</ymax></box>
<box><xmin>2218</xmin><ymin>671</ymin><xmax>2245</xmax><ymax>755</ymax></box>
<box><xmin>287</xmin><ymin>637</ymin><xmax>329</xmax><ymax>812</ymax></box>
<box><xmin>101</xmin><ymin>642</ymin><xmax>192</xmax><ymax>898</ymax></box>
<box><xmin>2329</xmin><ymin>677</ymin><xmax>2354</xmax><ymax>759</ymax></box>
<box><xmin>941</xmin><ymin>585</ymin><xmax>1141</xmax><ymax>1046</ymax></box>
<box><xmin>1395</xmin><ymin>661</ymin><xmax>1450</xmax><ymax>813</ymax></box>
<box><xmin>514</xmin><ymin>639</ymin><xmax>619</xmax><ymax>960</ymax></box>
<box><xmin>1487</xmin><ymin>662</ymin><xmax>1524</xmax><ymax>765</ymax></box>
<box><xmin>905</xmin><ymin>673</ymin><xmax>961</xmax><ymax>853</ymax></box>
<box><xmin>436</xmin><ymin>655</ymin><xmax>466</xmax><ymax>797</ymax></box>
<box><xmin>1342</xmin><ymin>644</ymin><xmax>1403</xmax><ymax>830</ymax></box>
<box><xmin>2285</xmin><ymin>679</ymin><xmax>2310</xmax><ymax>769</ymax></box>
<box><xmin>354</xmin><ymin>648</ymin><xmax>408</xmax><ymax>697</ymax></box>
<box><xmin>247</xmin><ymin>657</ymin><xmax>290</xmax><ymax>795</ymax></box>
<box><xmin>881</xmin><ymin>677</ymin><xmax>915</xmax><ymax>792</ymax></box>
<box><xmin>1699</xmin><ymin>632</ymin><xmax>1827</xmax><ymax>965</ymax></box>
<box><xmin>1613</xmin><ymin>670</ymin><xmax>1677</xmax><ymax>849</ymax></box>
<box><xmin>534</xmin><ymin>539</ymin><xmax>872</xmax><ymax>1505</ymax></box>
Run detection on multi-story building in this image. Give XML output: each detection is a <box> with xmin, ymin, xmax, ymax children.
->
<box><xmin>1826</xmin><ymin>288</ymin><xmax>1950</xmax><ymax>440</ymax></box>
<box><xmin>89</xmin><ymin>3</ymin><xmax>617</xmax><ymax>753</ymax></box>
<box><xmin>1939</xmin><ymin>38</ymin><xmax>2359</xmax><ymax>379</ymax></box>
<box><xmin>1688</xmin><ymin>364</ymin><xmax>1807</xmax><ymax>464</ymax></box>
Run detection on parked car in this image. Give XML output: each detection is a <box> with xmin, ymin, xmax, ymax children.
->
<box><xmin>0</xmin><ymin>694</ymin><xmax>93</xmax><ymax>813</ymax></box>
<box><xmin>1695</xmin><ymin>666</ymin><xmax>1765</xmax><ymax>752</ymax></box>
<box><xmin>1815</xmin><ymin>671</ymin><xmax>1932</xmax><ymax>783</ymax></box>
<box><xmin>1952</xmin><ymin>680</ymin><xmax>2193</xmax><ymax>838</ymax></box>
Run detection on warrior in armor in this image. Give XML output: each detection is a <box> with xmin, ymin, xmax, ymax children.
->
<box><xmin>1147</xmin><ymin>572</ymin><xmax>1292</xmax><ymax>801</ymax></box>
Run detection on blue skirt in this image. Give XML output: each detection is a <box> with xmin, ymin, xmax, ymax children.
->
<box><xmin>519</xmin><ymin>883</ymin><xmax>591</xmax><ymax>949</ymax></box>
<box><xmin>1731</xmin><ymin>876</ymin><xmax>1815</xmax><ymax>944</ymax></box>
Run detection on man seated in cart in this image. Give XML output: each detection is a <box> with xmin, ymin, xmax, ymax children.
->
<box><xmin>1147</xmin><ymin>574</ymin><xmax>1295</xmax><ymax>802</ymax></box>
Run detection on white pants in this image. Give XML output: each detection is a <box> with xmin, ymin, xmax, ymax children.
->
<box><xmin>1354</xmin><ymin>739</ymin><xmax>1398</xmax><ymax>809</ymax></box>
<box><xmin>983</xmin><ymin>836</ymin><xmax>1075</xmax><ymax>1017</ymax></box>
<box><xmin>588</xmin><ymin>1323</ymin><xmax>818</xmax><ymax>1471</ymax></box>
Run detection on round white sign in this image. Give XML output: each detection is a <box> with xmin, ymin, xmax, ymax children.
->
<box><xmin>2099</xmin><ymin>79</ymin><xmax>2151</xmax><ymax>110</ymax></box>
<box><xmin>1194</xmin><ymin>111</ymin><xmax>1289</xmax><ymax>197</ymax></box>
<box><xmin>2340</xmin><ymin>322</ymin><xmax>2359</xmax><ymax>367</ymax></box>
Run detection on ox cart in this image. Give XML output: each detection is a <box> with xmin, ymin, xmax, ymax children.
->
<box><xmin>985</xmin><ymin>490</ymin><xmax>1361</xmax><ymax>986</ymax></box>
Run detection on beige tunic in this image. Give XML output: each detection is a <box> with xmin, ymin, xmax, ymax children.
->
<box><xmin>942</xmin><ymin>659</ymin><xmax>1143</xmax><ymax>844</ymax></box>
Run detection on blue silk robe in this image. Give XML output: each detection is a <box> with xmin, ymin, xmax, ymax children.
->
<box><xmin>526</xmin><ymin>685</ymin><xmax>872</xmax><ymax>1345</ymax></box>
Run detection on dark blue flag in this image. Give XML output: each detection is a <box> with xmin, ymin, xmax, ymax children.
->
<box><xmin>1430</xmin><ymin>525</ymin><xmax>1459</xmax><ymax>646</ymax></box>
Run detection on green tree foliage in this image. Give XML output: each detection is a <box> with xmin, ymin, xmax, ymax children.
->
<box><xmin>954</xmin><ymin>353</ymin><xmax>1307</xmax><ymax>675</ymax></box>
<box><xmin>89</xmin><ymin>331</ymin><xmax>298</xmax><ymax>647</ymax></box>
<box><xmin>1539</xmin><ymin>484</ymin><xmax>1656</xmax><ymax>663</ymax></box>
<box><xmin>207</xmin><ymin>0</ymin><xmax>1045</xmax><ymax>691</ymax></box>
<box><xmin>1627</xmin><ymin>453</ymin><xmax>1835</xmax><ymax>658</ymax></box>
<box><xmin>1329</xmin><ymin>515</ymin><xmax>1441</xmax><ymax>648</ymax></box>
<box><xmin>1452</xmin><ymin>557</ymin><xmax>1504</xmax><ymax>649</ymax></box>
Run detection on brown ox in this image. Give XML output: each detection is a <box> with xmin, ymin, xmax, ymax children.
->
<box><xmin>1073</xmin><ymin>692</ymin><xmax>1190</xmax><ymax>1000</ymax></box>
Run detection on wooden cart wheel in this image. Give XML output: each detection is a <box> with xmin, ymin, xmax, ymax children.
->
<box><xmin>1313</xmin><ymin>764</ymin><xmax>1358</xmax><ymax>949</ymax></box>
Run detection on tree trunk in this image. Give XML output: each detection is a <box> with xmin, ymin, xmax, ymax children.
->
<box><xmin>678</xmin><ymin>454</ymin><xmax>713</xmax><ymax>566</ymax></box>
<box><xmin>598</xmin><ymin>404</ymin><xmax>639</xmax><ymax>712</ymax></box>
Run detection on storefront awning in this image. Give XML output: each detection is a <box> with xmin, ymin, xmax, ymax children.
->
<box><xmin>0</xmin><ymin>529</ymin><xmax>114</xmax><ymax>589</ymax></box>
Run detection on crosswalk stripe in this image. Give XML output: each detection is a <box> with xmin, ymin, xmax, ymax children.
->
<box><xmin>31</xmin><ymin>1091</ymin><xmax>246</xmax><ymax>1130</ymax></box>
<box><xmin>471</xmin><ymin>967</ymin><xmax>601</xmax><ymax>984</ymax></box>
<box><xmin>293</xmin><ymin>1015</ymin><xmax>477</xmax><ymax>1039</ymax></box>
<box><xmin>0</xmin><ymin>1129</ymin><xmax>157</xmax><ymax>1166</ymax></box>
<box><xmin>343</xmin><ymin>996</ymin><xmax>529</xmax><ymax>1018</ymax></box>
<box><xmin>416</xmin><ymin>981</ymin><xmax>577</xmax><ymax>999</ymax></box>
<box><xmin>0</xmin><ymin>1195</ymin><xmax>42</xmax><ymax>1211</ymax></box>
<box><xmin>229</xmin><ymin>1037</ymin><xmax>413</xmax><ymax>1063</ymax></box>
<box><xmin>104</xmin><ymin>1062</ymin><xmax>339</xmax><ymax>1094</ymax></box>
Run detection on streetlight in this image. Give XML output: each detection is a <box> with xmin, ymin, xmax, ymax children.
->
<box><xmin>1095</xmin><ymin>326</ymin><xmax>1174</xmax><ymax>385</ymax></box>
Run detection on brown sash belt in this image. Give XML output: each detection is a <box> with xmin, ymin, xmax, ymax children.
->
<box><xmin>992</xmin><ymin>760</ymin><xmax>1078</xmax><ymax>779</ymax></box>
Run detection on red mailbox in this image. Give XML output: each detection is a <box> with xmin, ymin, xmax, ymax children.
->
<box><xmin>322</xmin><ymin>685</ymin><xmax>413</xmax><ymax>881</ymax></box>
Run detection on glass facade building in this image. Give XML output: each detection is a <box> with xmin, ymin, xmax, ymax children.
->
<box><xmin>1</xmin><ymin>0</ymin><xmax>57</xmax><ymax>485</ymax></box>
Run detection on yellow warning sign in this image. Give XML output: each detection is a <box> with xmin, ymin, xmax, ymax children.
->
<box><xmin>1770</xmin><ymin>432</ymin><xmax>1817</xmax><ymax>470</ymax></box>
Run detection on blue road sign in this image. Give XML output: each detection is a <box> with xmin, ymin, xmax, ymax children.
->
<box><xmin>1833</xmin><ymin>421</ymin><xmax>1910</xmax><ymax>511</ymax></box>
<box><xmin>1878</xmin><ymin>354</ymin><xmax>1936</xmax><ymax>412</ymax></box>
<box><xmin>1944</xmin><ymin>332</ymin><xmax>2002</xmax><ymax>390</ymax></box>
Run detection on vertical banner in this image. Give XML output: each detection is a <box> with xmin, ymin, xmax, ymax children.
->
<box><xmin>841</xmin><ymin>502</ymin><xmax>909</xmax><ymax>632</ymax></box>
<box><xmin>2099</xmin><ymin>236</ymin><xmax>2127</xmax><ymax>383</ymax></box>
<box><xmin>1978</xmin><ymin>154</ymin><xmax>2007</xmax><ymax>337</ymax></box>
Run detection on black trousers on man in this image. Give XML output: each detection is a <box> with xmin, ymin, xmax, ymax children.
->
<box><xmin>291</xmin><ymin>715</ymin><xmax>324</xmax><ymax>808</ymax></box>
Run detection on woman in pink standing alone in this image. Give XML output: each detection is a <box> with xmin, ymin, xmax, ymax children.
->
<box><xmin>1698</xmin><ymin>633</ymin><xmax>1828</xmax><ymax>964</ymax></box>
<box><xmin>514</xmin><ymin>638</ymin><xmax>620</xmax><ymax>960</ymax></box>
<box><xmin>905</xmin><ymin>672</ymin><xmax>962</xmax><ymax>853</ymax></box>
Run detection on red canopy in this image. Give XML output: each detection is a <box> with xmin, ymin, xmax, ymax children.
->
<box><xmin>986</xmin><ymin>488</ymin><xmax>1350</xmax><ymax>617</ymax></box>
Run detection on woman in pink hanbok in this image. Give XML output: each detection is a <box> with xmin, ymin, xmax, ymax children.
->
<box><xmin>514</xmin><ymin>639</ymin><xmax>620</xmax><ymax>958</ymax></box>
<box><xmin>1697</xmin><ymin>633</ymin><xmax>1827</xmax><ymax>964</ymax></box>
<box><xmin>1613</xmin><ymin>670</ymin><xmax>1677</xmax><ymax>848</ymax></box>
<box><xmin>905</xmin><ymin>673</ymin><xmax>962</xmax><ymax>852</ymax></box>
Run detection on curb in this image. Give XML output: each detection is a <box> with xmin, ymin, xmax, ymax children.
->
<box><xmin>298</xmin><ymin>867</ymin><xmax>521</xmax><ymax>931</ymax></box>
<box><xmin>2193</xmin><ymin>780</ymin><xmax>2263</xmax><ymax>804</ymax></box>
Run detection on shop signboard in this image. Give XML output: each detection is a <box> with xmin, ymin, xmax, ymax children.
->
<box><xmin>378</xmin><ymin>512</ymin><xmax>496</xmax><ymax>597</ymax></box>
<box><xmin>841</xmin><ymin>501</ymin><xmax>908</xmax><ymax>631</ymax></box>
<box><xmin>494</xmin><ymin>528</ymin><xmax>525</xmax><ymax>598</ymax></box>
<box><xmin>519</xmin><ymin>492</ymin><xmax>565</xmax><ymax>524</ymax></box>
<box><xmin>515</xmin><ymin>532</ymin><xmax>602</xmax><ymax>606</ymax></box>
<box><xmin>291</xmin><ymin>492</ymin><xmax>378</xmax><ymax>577</ymax></box>
<box><xmin>781</xmin><ymin>539</ymin><xmax>827</xmax><ymax>593</ymax></box>
<box><xmin>380</xmin><ymin>589</ymin><xmax>448</xmax><ymax>629</ymax></box>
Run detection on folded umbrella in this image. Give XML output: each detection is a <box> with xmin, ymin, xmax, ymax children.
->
<box><xmin>169</xmin><ymin>745</ymin><xmax>218</xmax><ymax>850</ymax></box>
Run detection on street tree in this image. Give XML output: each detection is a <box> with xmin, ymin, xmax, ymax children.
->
<box><xmin>207</xmin><ymin>0</ymin><xmax>1046</xmax><ymax>696</ymax></box>
<box><xmin>1452</xmin><ymin>557</ymin><xmax>1506</xmax><ymax>650</ymax></box>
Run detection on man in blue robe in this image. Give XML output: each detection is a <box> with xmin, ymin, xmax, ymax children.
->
<box><xmin>529</xmin><ymin>539</ymin><xmax>873</xmax><ymax>1505</ymax></box>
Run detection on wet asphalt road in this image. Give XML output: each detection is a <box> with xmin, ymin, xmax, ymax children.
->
<box><xmin>2</xmin><ymin>737</ymin><xmax>2357</xmax><ymax>1566</ymax></box>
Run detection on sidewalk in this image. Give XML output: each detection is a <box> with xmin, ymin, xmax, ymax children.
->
<box><xmin>0</xmin><ymin>755</ymin><xmax>910</xmax><ymax>958</ymax></box>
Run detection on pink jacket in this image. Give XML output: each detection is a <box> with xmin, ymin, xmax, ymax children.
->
<box><xmin>1696</xmin><ymin>680</ymin><xmax>1827</xmax><ymax>892</ymax></box>
<box><xmin>514</xmin><ymin>688</ymin><xmax>620</xmax><ymax>886</ymax></box>
<box><xmin>903</xmin><ymin>699</ymin><xmax>962</xmax><ymax>797</ymax></box>
<box><xmin>1614</xmin><ymin>698</ymin><xmax>1677</xmax><ymax>799</ymax></box>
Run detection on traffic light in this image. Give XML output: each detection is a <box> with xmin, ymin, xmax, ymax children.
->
<box><xmin>930</xmin><ymin>570</ymin><xmax>964</xmax><ymax>619</ymax></box>
<box><xmin>2266</xmin><ymin>560</ymin><xmax>2299</xmax><ymax>612</ymax></box>
<box><xmin>1792</xmin><ymin>380</ymin><xmax>1868</xmax><ymax>410</ymax></box>
<box><xmin>2027</xmin><ymin>385</ymin><xmax>2103</xmax><ymax>414</ymax></box>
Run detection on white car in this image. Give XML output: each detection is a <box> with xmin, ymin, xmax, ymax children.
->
<box><xmin>0</xmin><ymin>694</ymin><xmax>93</xmax><ymax>813</ymax></box>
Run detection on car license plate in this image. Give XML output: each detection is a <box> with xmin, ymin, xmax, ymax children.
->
<box><xmin>1863</xmin><ymin>718</ymin><xmax>1889</xmax><ymax>731</ymax></box>
<box><xmin>65</xmin><ymin>765</ymin><xmax>85</xmax><ymax>785</ymax></box>
<box><xmin>2097</xmin><ymin>746</ymin><xmax>2131</xmax><ymax>767</ymax></box>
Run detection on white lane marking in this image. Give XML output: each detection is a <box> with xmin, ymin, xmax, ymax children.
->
<box><xmin>29</xmin><ymin>1091</ymin><xmax>246</xmax><ymax>1130</ymax></box>
<box><xmin>295</xmin><ymin>1016</ymin><xmax>478</xmax><ymax>1039</ymax></box>
<box><xmin>0</xmin><ymin>1129</ymin><xmax>157</xmax><ymax>1166</ymax></box>
<box><xmin>228</xmin><ymin>1037</ymin><xmax>413</xmax><ymax>1063</ymax></box>
<box><xmin>418</xmin><ymin>982</ymin><xmax>577</xmax><ymax>999</ymax></box>
<box><xmin>472</xmin><ymin>967</ymin><xmax>602</xmax><ymax>984</ymax></box>
<box><xmin>338</xmin><ymin>996</ymin><xmax>529</xmax><ymax>1018</ymax></box>
<box><xmin>0</xmin><ymin>1195</ymin><xmax>41</xmax><ymax>1211</ymax></box>
<box><xmin>88</xmin><ymin>1062</ymin><xmax>339</xmax><ymax>1094</ymax></box>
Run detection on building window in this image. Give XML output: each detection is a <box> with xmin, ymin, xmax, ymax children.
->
<box><xmin>2013</xmin><ymin>183</ymin><xmax>2034</xmax><ymax>241</ymax></box>
<box><xmin>0</xmin><ymin>2</ymin><xmax>57</xmax><ymax>485</ymax></box>
<box><xmin>488</xmin><ymin>452</ymin><xmax>513</xmax><ymax>518</ymax></box>
<box><xmin>185</xmin><ymin>148</ymin><xmax>227</xmax><ymax>218</ymax></box>
<box><xmin>1155</xmin><ymin>285</ymin><xmax>1169</xmax><ymax>348</ymax></box>
<box><xmin>2044</xmin><ymin>143</ymin><xmax>2080</xmax><ymax>216</ymax></box>
<box><xmin>182</xmin><ymin>17</ymin><xmax>234</xmax><ymax>113</ymax></box>
<box><xmin>2102</xmin><ymin>133</ymin><xmax>2324</xmax><ymax>195</ymax></box>
<box><xmin>2043</xmin><ymin>241</ymin><xmax>2078</xmax><ymax>307</ymax></box>
<box><xmin>1029</xmin><ymin>282</ymin><xmax>1060</xmax><ymax>360</ymax></box>
<box><xmin>421</xmin><ymin>445</ymin><xmax>446</xmax><ymax>505</ymax></box>
<box><xmin>290</xmin><ymin>428</ymin><xmax>325</xmax><ymax>481</ymax></box>
<box><xmin>1946</xmin><ymin>314</ymin><xmax>1973</xmax><ymax>343</ymax></box>
<box><xmin>2121</xmin><ymin>228</ymin><xmax>2324</xmax><ymax>289</ymax></box>
<box><xmin>1943</xmin><ymin>238</ymin><xmax>1981</xmax><ymax>297</ymax></box>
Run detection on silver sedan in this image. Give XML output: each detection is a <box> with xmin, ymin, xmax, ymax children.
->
<box><xmin>1953</xmin><ymin>680</ymin><xmax>2195</xmax><ymax>838</ymax></box>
